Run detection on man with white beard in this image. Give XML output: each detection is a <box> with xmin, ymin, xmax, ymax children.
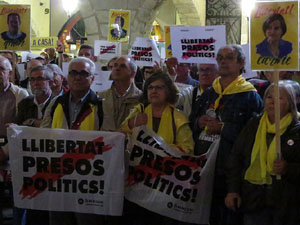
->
<box><xmin>15</xmin><ymin>65</ymin><xmax>55</xmax><ymax>127</ymax></box>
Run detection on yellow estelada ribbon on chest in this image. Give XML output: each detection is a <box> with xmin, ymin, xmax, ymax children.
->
<box><xmin>212</xmin><ymin>75</ymin><xmax>257</xmax><ymax>109</ymax></box>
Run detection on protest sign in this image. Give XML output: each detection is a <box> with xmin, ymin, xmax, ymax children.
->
<box><xmin>91</xmin><ymin>71</ymin><xmax>113</xmax><ymax>93</ymax></box>
<box><xmin>31</xmin><ymin>37</ymin><xmax>58</xmax><ymax>50</ymax></box>
<box><xmin>242</xmin><ymin>44</ymin><xmax>258</xmax><ymax>79</ymax></box>
<box><xmin>94</xmin><ymin>40</ymin><xmax>121</xmax><ymax>60</ymax></box>
<box><xmin>108</xmin><ymin>9</ymin><xmax>130</xmax><ymax>43</ymax></box>
<box><xmin>165</xmin><ymin>26</ymin><xmax>173</xmax><ymax>58</ymax></box>
<box><xmin>0</xmin><ymin>5</ymin><xmax>30</xmax><ymax>51</ymax></box>
<box><xmin>125</xmin><ymin>126</ymin><xmax>218</xmax><ymax>224</ymax></box>
<box><xmin>129</xmin><ymin>37</ymin><xmax>160</xmax><ymax>67</ymax></box>
<box><xmin>7</xmin><ymin>126</ymin><xmax>125</xmax><ymax>215</ymax></box>
<box><xmin>170</xmin><ymin>25</ymin><xmax>226</xmax><ymax>64</ymax></box>
<box><xmin>250</xmin><ymin>1</ymin><xmax>298</xmax><ymax>70</ymax></box>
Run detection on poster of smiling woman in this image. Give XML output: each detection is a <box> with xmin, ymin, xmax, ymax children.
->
<box><xmin>0</xmin><ymin>5</ymin><xmax>30</xmax><ymax>51</ymax></box>
<box><xmin>250</xmin><ymin>1</ymin><xmax>298</xmax><ymax>70</ymax></box>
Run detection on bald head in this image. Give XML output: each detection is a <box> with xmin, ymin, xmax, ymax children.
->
<box><xmin>26</xmin><ymin>59</ymin><xmax>43</xmax><ymax>76</ymax></box>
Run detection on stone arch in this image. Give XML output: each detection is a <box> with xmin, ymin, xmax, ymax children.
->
<box><xmin>79</xmin><ymin>0</ymin><xmax>164</xmax><ymax>54</ymax></box>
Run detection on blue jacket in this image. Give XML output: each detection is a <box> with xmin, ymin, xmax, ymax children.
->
<box><xmin>256</xmin><ymin>38</ymin><xmax>292</xmax><ymax>58</ymax></box>
<box><xmin>189</xmin><ymin>87</ymin><xmax>263</xmax><ymax>176</ymax></box>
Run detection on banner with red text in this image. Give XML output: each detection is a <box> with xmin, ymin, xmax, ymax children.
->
<box><xmin>94</xmin><ymin>40</ymin><xmax>121</xmax><ymax>60</ymax></box>
<box><xmin>125</xmin><ymin>126</ymin><xmax>218</xmax><ymax>224</ymax></box>
<box><xmin>170</xmin><ymin>25</ymin><xmax>226</xmax><ymax>64</ymax></box>
<box><xmin>0</xmin><ymin>4</ymin><xmax>30</xmax><ymax>51</ymax></box>
<box><xmin>7</xmin><ymin>126</ymin><xmax>125</xmax><ymax>216</ymax></box>
<box><xmin>129</xmin><ymin>37</ymin><xmax>161</xmax><ymax>67</ymax></box>
<box><xmin>250</xmin><ymin>1</ymin><xmax>298</xmax><ymax>70</ymax></box>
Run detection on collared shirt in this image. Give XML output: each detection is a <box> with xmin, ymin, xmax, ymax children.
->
<box><xmin>33</xmin><ymin>94</ymin><xmax>52</xmax><ymax>119</ymax></box>
<box><xmin>68</xmin><ymin>90</ymin><xmax>90</xmax><ymax>127</ymax></box>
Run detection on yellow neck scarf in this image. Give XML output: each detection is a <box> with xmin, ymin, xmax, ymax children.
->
<box><xmin>244</xmin><ymin>112</ymin><xmax>292</xmax><ymax>185</ymax></box>
<box><xmin>212</xmin><ymin>75</ymin><xmax>256</xmax><ymax>109</ymax></box>
<box><xmin>144</xmin><ymin>104</ymin><xmax>175</xmax><ymax>145</ymax></box>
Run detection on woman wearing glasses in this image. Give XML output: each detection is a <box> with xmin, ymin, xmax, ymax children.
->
<box><xmin>121</xmin><ymin>72</ymin><xmax>194</xmax><ymax>154</ymax></box>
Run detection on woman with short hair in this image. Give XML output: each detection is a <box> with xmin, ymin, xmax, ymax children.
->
<box><xmin>225</xmin><ymin>81</ymin><xmax>300</xmax><ymax>225</ymax></box>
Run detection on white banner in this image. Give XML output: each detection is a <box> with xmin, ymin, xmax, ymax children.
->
<box><xmin>94</xmin><ymin>40</ymin><xmax>121</xmax><ymax>60</ymax></box>
<box><xmin>170</xmin><ymin>25</ymin><xmax>226</xmax><ymax>64</ymax></box>
<box><xmin>125</xmin><ymin>126</ymin><xmax>218</xmax><ymax>224</ymax></box>
<box><xmin>129</xmin><ymin>37</ymin><xmax>161</xmax><ymax>67</ymax></box>
<box><xmin>242</xmin><ymin>44</ymin><xmax>258</xmax><ymax>79</ymax></box>
<box><xmin>7</xmin><ymin>126</ymin><xmax>125</xmax><ymax>216</ymax></box>
<box><xmin>91</xmin><ymin>71</ymin><xmax>113</xmax><ymax>93</ymax></box>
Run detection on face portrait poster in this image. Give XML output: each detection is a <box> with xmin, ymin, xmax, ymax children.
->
<box><xmin>0</xmin><ymin>5</ymin><xmax>30</xmax><ymax>51</ymax></box>
<box><xmin>108</xmin><ymin>9</ymin><xmax>130</xmax><ymax>43</ymax></box>
<box><xmin>250</xmin><ymin>1</ymin><xmax>298</xmax><ymax>71</ymax></box>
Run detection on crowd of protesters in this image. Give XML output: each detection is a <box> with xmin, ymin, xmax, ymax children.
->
<box><xmin>0</xmin><ymin>42</ymin><xmax>300</xmax><ymax>225</ymax></box>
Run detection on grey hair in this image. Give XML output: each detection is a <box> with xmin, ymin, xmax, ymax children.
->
<box><xmin>264</xmin><ymin>81</ymin><xmax>298</xmax><ymax>123</ymax></box>
<box><xmin>68</xmin><ymin>57</ymin><xmax>96</xmax><ymax>75</ymax></box>
<box><xmin>0</xmin><ymin>55</ymin><xmax>12</xmax><ymax>71</ymax></box>
<box><xmin>46</xmin><ymin>64</ymin><xmax>63</xmax><ymax>76</ymax></box>
<box><xmin>30</xmin><ymin>65</ymin><xmax>54</xmax><ymax>81</ymax></box>
<box><xmin>218</xmin><ymin>44</ymin><xmax>246</xmax><ymax>74</ymax></box>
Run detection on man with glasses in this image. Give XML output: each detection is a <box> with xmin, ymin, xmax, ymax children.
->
<box><xmin>41</xmin><ymin>57</ymin><xmax>104</xmax><ymax>225</ymax></box>
<box><xmin>190</xmin><ymin>45</ymin><xmax>263</xmax><ymax>225</ymax></box>
<box><xmin>15</xmin><ymin>65</ymin><xmax>55</xmax><ymax>128</ymax></box>
<box><xmin>176</xmin><ymin>63</ymin><xmax>219</xmax><ymax>117</ymax></box>
<box><xmin>99</xmin><ymin>56</ymin><xmax>141</xmax><ymax>131</ymax></box>
<box><xmin>166</xmin><ymin>57</ymin><xmax>199</xmax><ymax>87</ymax></box>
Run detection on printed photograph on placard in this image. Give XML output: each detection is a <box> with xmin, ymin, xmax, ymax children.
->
<box><xmin>0</xmin><ymin>5</ymin><xmax>31</xmax><ymax>51</ymax></box>
<box><xmin>108</xmin><ymin>9</ymin><xmax>130</xmax><ymax>43</ymax></box>
<box><xmin>250</xmin><ymin>1</ymin><xmax>298</xmax><ymax>70</ymax></box>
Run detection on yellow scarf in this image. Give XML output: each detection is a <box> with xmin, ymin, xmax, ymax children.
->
<box><xmin>52</xmin><ymin>103</ymin><xmax>96</xmax><ymax>130</ymax></box>
<box><xmin>244</xmin><ymin>112</ymin><xmax>292</xmax><ymax>185</ymax></box>
<box><xmin>212</xmin><ymin>75</ymin><xmax>256</xmax><ymax>109</ymax></box>
<box><xmin>144</xmin><ymin>104</ymin><xmax>175</xmax><ymax>145</ymax></box>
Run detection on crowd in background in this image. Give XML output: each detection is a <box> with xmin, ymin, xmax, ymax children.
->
<box><xmin>0</xmin><ymin>43</ymin><xmax>300</xmax><ymax>225</ymax></box>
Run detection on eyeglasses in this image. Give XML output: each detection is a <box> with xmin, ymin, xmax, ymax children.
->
<box><xmin>216</xmin><ymin>54</ymin><xmax>236</xmax><ymax>62</ymax></box>
<box><xmin>147</xmin><ymin>85</ymin><xmax>165</xmax><ymax>91</ymax></box>
<box><xmin>29</xmin><ymin>77</ymin><xmax>49</xmax><ymax>82</ymax></box>
<box><xmin>68</xmin><ymin>70</ymin><xmax>90</xmax><ymax>78</ymax></box>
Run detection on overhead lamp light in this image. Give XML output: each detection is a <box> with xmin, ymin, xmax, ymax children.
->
<box><xmin>62</xmin><ymin>0</ymin><xmax>78</xmax><ymax>17</ymax></box>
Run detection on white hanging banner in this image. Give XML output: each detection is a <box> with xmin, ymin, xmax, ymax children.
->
<box><xmin>242</xmin><ymin>44</ymin><xmax>258</xmax><ymax>79</ymax></box>
<box><xmin>94</xmin><ymin>40</ymin><xmax>121</xmax><ymax>60</ymax></box>
<box><xmin>170</xmin><ymin>25</ymin><xmax>226</xmax><ymax>64</ymax></box>
<box><xmin>129</xmin><ymin>37</ymin><xmax>161</xmax><ymax>67</ymax></box>
<box><xmin>7</xmin><ymin>126</ymin><xmax>125</xmax><ymax>216</ymax></box>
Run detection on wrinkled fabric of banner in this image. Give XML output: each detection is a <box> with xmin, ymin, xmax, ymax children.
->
<box><xmin>125</xmin><ymin>125</ymin><xmax>219</xmax><ymax>224</ymax></box>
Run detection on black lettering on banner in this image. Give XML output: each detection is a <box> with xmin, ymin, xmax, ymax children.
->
<box><xmin>23</xmin><ymin>156</ymin><xmax>35</xmax><ymax>172</ymax></box>
<box><xmin>257</xmin><ymin>56</ymin><xmax>291</xmax><ymax>66</ymax></box>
